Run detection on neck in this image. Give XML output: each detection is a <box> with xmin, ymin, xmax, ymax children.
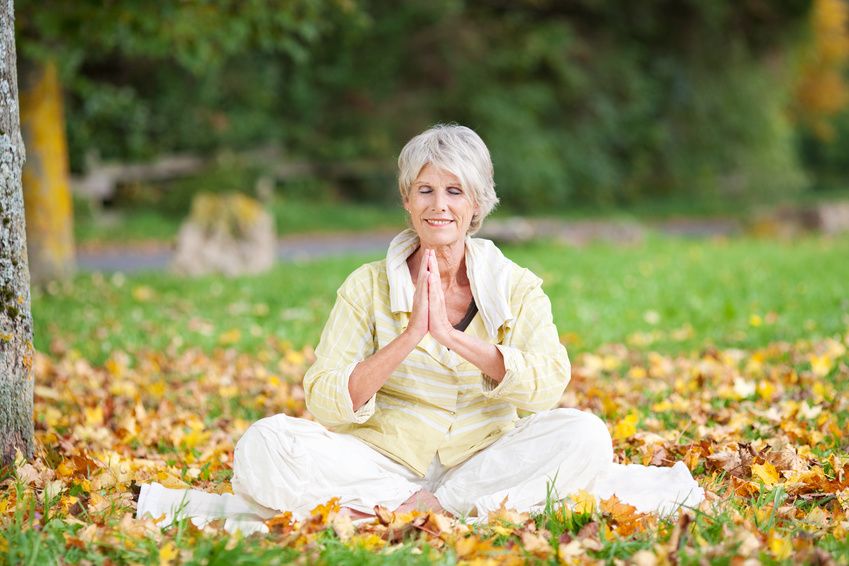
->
<box><xmin>413</xmin><ymin>237</ymin><xmax>468</xmax><ymax>288</ymax></box>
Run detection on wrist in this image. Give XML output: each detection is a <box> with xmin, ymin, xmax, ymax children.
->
<box><xmin>401</xmin><ymin>327</ymin><xmax>425</xmax><ymax>346</ymax></box>
<box><xmin>441</xmin><ymin>328</ymin><xmax>460</xmax><ymax>349</ymax></box>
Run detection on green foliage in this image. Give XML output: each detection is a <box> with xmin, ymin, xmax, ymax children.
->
<box><xmin>16</xmin><ymin>0</ymin><xmax>817</xmax><ymax>208</ymax></box>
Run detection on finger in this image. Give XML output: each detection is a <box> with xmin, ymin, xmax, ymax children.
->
<box><xmin>428</xmin><ymin>250</ymin><xmax>439</xmax><ymax>278</ymax></box>
<box><xmin>428</xmin><ymin>271</ymin><xmax>438</xmax><ymax>301</ymax></box>
<box><xmin>416</xmin><ymin>250</ymin><xmax>429</xmax><ymax>289</ymax></box>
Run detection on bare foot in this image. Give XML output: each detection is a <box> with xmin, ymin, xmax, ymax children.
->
<box><xmin>340</xmin><ymin>507</ymin><xmax>373</xmax><ymax>520</ymax></box>
<box><xmin>394</xmin><ymin>490</ymin><xmax>445</xmax><ymax>514</ymax></box>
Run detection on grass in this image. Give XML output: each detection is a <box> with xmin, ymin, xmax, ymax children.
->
<box><xmin>74</xmin><ymin>196</ymin><xmax>406</xmax><ymax>246</ymax></box>
<box><xmin>34</xmin><ymin>233</ymin><xmax>849</xmax><ymax>364</ymax></box>
<box><xmin>8</xmin><ymin>232</ymin><xmax>849</xmax><ymax>564</ymax></box>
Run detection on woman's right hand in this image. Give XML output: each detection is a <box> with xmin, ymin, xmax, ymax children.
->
<box><xmin>405</xmin><ymin>249</ymin><xmax>430</xmax><ymax>342</ymax></box>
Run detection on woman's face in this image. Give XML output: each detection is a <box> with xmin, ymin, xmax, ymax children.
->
<box><xmin>405</xmin><ymin>163</ymin><xmax>478</xmax><ymax>248</ymax></box>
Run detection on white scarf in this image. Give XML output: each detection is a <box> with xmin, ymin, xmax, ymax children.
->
<box><xmin>386</xmin><ymin>229</ymin><xmax>514</xmax><ymax>340</ymax></box>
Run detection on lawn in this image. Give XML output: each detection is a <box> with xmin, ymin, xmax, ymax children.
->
<box><xmin>74</xmin><ymin>196</ymin><xmax>407</xmax><ymax>246</ymax></box>
<box><xmin>35</xmin><ymin>233</ymin><xmax>849</xmax><ymax>362</ymax></box>
<box><xmin>3</xmin><ymin>233</ymin><xmax>848</xmax><ymax>564</ymax></box>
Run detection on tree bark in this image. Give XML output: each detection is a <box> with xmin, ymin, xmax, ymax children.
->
<box><xmin>0</xmin><ymin>1</ymin><xmax>34</xmax><ymax>467</ymax></box>
<box><xmin>20</xmin><ymin>58</ymin><xmax>75</xmax><ymax>285</ymax></box>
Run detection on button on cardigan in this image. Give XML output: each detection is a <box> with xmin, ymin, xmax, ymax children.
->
<box><xmin>302</xmin><ymin>230</ymin><xmax>571</xmax><ymax>477</ymax></box>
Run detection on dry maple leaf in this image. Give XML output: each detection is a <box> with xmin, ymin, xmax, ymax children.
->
<box><xmin>265</xmin><ymin>510</ymin><xmax>295</xmax><ymax>534</ymax></box>
<box><xmin>600</xmin><ymin>495</ymin><xmax>647</xmax><ymax>536</ymax></box>
<box><xmin>412</xmin><ymin>512</ymin><xmax>453</xmax><ymax>537</ymax></box>
<box><xmin>308</xmin><ymin>497</ymin><xmax>340</xmax><ymax>525</ymax></box>
<box><xmin>520</xmin><ymin>530</ymin><xmax>553</xmax><ymax>558</ymax></box>
<box><xmin>373</xmin><ymin>505</ymin><xmax>395</xmax><ymax>526</ymax></box>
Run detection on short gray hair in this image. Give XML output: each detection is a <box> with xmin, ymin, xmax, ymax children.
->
<box><xmin>398</xmin><ymin>124</ymin><xmax>499</xmax><ymax>235</ymax></box>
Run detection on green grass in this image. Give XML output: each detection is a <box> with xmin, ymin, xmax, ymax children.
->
<box><xmin>13</xmin><ymin>232</ymin><xmax>849</xmax><ymax>564</ymax></box>
<box><xmin>74</xmin><ymin>196</ymin><xmax>406</xmax><ymax>246</ymax></box>
<box><xmin>33</xmin><ymin>233</ymin><xmax>849</xmax><ymax>364</ymax></box>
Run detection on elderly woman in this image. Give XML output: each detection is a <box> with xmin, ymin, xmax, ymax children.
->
<box><xmin>229</xmin><ymin>124</ymin><xmax>613</xmax><ymax>519</ymax></box>
<box><xmin>136</xmin><ymin>125</ymin><xmax>702</xmax><ymax>529</ymax></box>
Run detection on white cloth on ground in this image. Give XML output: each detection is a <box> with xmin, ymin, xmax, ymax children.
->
<box><xmin>135</xmin><ymin>409</ymin><xmax>704</xmax><ymax>534</ymax></box>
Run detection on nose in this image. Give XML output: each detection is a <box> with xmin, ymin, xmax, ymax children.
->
<box><xmin>432</xmin><ymin>190</ymin><xmax>447</xmax><ymax>211</ymax></box>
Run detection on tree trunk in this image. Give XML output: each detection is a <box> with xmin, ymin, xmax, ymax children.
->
<box><xmin>20</xmin><ymin>58</ymin><xmax>75</xmax><ymax>285</ymax></box>
<box><xmin>0</xmin><ymin>2</ymin><xmax>34</xmax><ymax>467</ymax></box>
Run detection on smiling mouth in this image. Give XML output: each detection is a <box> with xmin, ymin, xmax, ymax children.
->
<box><xmin>425</xmin><ymin>219</ymin><xmax>454</xmax><ymax>226</ymax></box>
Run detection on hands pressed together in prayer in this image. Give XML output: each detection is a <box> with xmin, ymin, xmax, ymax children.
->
<box><xmin>405</xmin><ymin>249</ymin><xmax>457</xmax><ymax>347</ymax></box>
<box><xmin>348</xmin><ymin>248</ymin><xmax>506</xmax><ymax>415</ymax></box>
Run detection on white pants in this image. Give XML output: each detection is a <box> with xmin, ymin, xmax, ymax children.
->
<box><xmin>136</xmin><ymin>409</ymin><xmax>704</xmax><ymax>534</ymax></box>
<box><xmin>231</xmin><ymin>408</ymin><xmax>613</xmax><ymax>518</ymax></box>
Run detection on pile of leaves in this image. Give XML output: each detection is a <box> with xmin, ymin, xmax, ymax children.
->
<box><xmin>1</xmin><ymin>330</ymin><xmax>848</xmax><ymax>563</ymax></box>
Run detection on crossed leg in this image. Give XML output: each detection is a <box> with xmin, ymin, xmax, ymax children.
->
<box><xmin>231</xmin><ymin>409</ymin><xmax>612</xmax><ymax>521</ymax></box>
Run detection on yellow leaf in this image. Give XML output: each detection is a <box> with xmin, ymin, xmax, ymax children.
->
<box><xmin>105</xmin><ymin>357</ymin><xmax>124</xmax><ymax>378</ymax></box>
<box><xmin>181</xmin><ymin>428</ymin><xmax>210</xmax><ymax>450</ymax></box>
<box><xmin>570</xmin><ymin>490</ymin><xmax>596</xmax><ymax>515</ymax></box>
<box><xmin>751</xmin><ymin>462</ymin><xmax>780</xmax><ymax>488</ymax></box>
<box><xmin>84</xmin><ymin>406</ymin><xmax>104</xmax><ymax>427</ymax></box>
<box><xmin>267</xmin><ymin>375</ymin><xmax>282</xmax><ymax>387</ymax></box>
<box><xmin>218</xmin><ymin>384</ymin><xmax>239</xmax><ymax>398</ymax></box>
<box><xmin>809</xmin><ymin>354</ymin><xmax>833</xmax><ymax>377</ymax></box>
<box><xmin>756</xmin><ymin>380</ymin><xmax>776</xmax><ymax>401</ymax></box>
<box><xmin>218</xmin><ymin>328</ymin><xmax>242</xmax><ymax>345</ymax></box>
<box><xmin>159</xmin><ymin>541</ymin><xmax>178</xmax><ymax>566</ymax></box>
<box><xmin>310</xmin><ymin>497</ymin><xmax>340</xmax><ymax>524</ymax></box>
<box><xmin>147</xmin><ymin>380</ymin><xmax>166</xmax><ymax>399</ymax></box>
<box><xmin>44</xmin><ymin>406</ymin><xmax>62</xmax><ymax>427</ymax></box>
<box><xmin>285</xmin><ymin>349</ymin><xmax>305</xmax><ymax>365</ymax></box>
<box><xmin>351</xmin><ymin>533</ymin><xmax>386</xmax><ymax>551</ymax></box>
<box><xmin>768</xmin><ymin>532</ymin><xmax>793</xmax><ymax>560</ymax></box>
<box><xmin>613</xmin><ymin>413</ymin><xmax>638</xmax><ymax>440</ymax></box>
<box><xmin>132</xmin><ymin>285</ymin><xmax>155</xmax><ymax>302</ymax></box>
<box><xmin>749</xmin><ymin>314</ymin><xmax>762</xmax><ymax>327</ymax></box>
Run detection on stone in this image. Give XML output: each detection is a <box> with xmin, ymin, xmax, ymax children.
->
<box><xmin>749</xmin><ymin>200</ymin><xmax>849</xmax><ymax>238</ymax></box>
<box><xmin>477</xmin><ymin>218</ymin><xmax>537</xmax><ymax>244</ymax></box>
<box><xmin>171</xmin><ymin>193</ymin><xmax>275</xmax><ymax>277</ymax></box>
<box><xmin>812</xmin><ymin>201</ymin><xmax>849</xmax><ymax>234</ymax></box>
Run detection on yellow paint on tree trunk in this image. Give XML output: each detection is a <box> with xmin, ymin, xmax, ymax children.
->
<box><xmin>20</xmin><ymin>59</ymin><xmax>75</xmax><ymax>284</ymax></box>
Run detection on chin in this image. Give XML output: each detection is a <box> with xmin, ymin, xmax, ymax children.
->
<box><xmin>417</xmin><ymin>231</ymin><xmax>463</xmax><ymax>248</ymax></box>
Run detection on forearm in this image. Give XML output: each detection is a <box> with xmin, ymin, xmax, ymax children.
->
<box><xmin>444</xmin><ymin>329</ymin><xmax>507</xmax><ymax>382</ymax></box>
<box><xmin>348</xmin><ymin>330</ymin><xmax>421</xmax><ymax>411</ymax></box>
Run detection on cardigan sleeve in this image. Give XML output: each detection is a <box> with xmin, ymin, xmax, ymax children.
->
<box><xmin>480</xmin><ymin>269</ymin><xmax>571</xmax><ymax>411</ymax></box>
<box><xmin>302</xmin><ymin>265</ymin><xmax>378</xmax><ymax>428</ymax></box>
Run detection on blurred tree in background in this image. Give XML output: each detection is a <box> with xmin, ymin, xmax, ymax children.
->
<box><xmin>20</xmin><ymin>60</ymin><xmax>74</xmax><ymax>284</ymax></box>
<box><xmin>17</xmin><ymin>0</ymin><xmax>849</xmax><ymax>214</ymax></box>
<box><xmin>792</xmin><ymin>0</ymin><xmax>849</xmax><ymax>186</ymax></box>
<box><xmin>16</xmin><ymin>0</ymin><xmax>355</xmax><ymax>279</ymax></box>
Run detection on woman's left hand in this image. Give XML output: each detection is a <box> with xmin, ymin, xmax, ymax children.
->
<box><xmin>427</xmin><ymin>252</ymin><xmax>456</xmax><ymax>347</ymax></box>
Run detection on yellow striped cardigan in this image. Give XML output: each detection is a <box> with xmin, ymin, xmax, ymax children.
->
<box><xmin>303</xmin><ymin>230</ymin><xmax>571</xmax><ymax>477</ymax></box>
